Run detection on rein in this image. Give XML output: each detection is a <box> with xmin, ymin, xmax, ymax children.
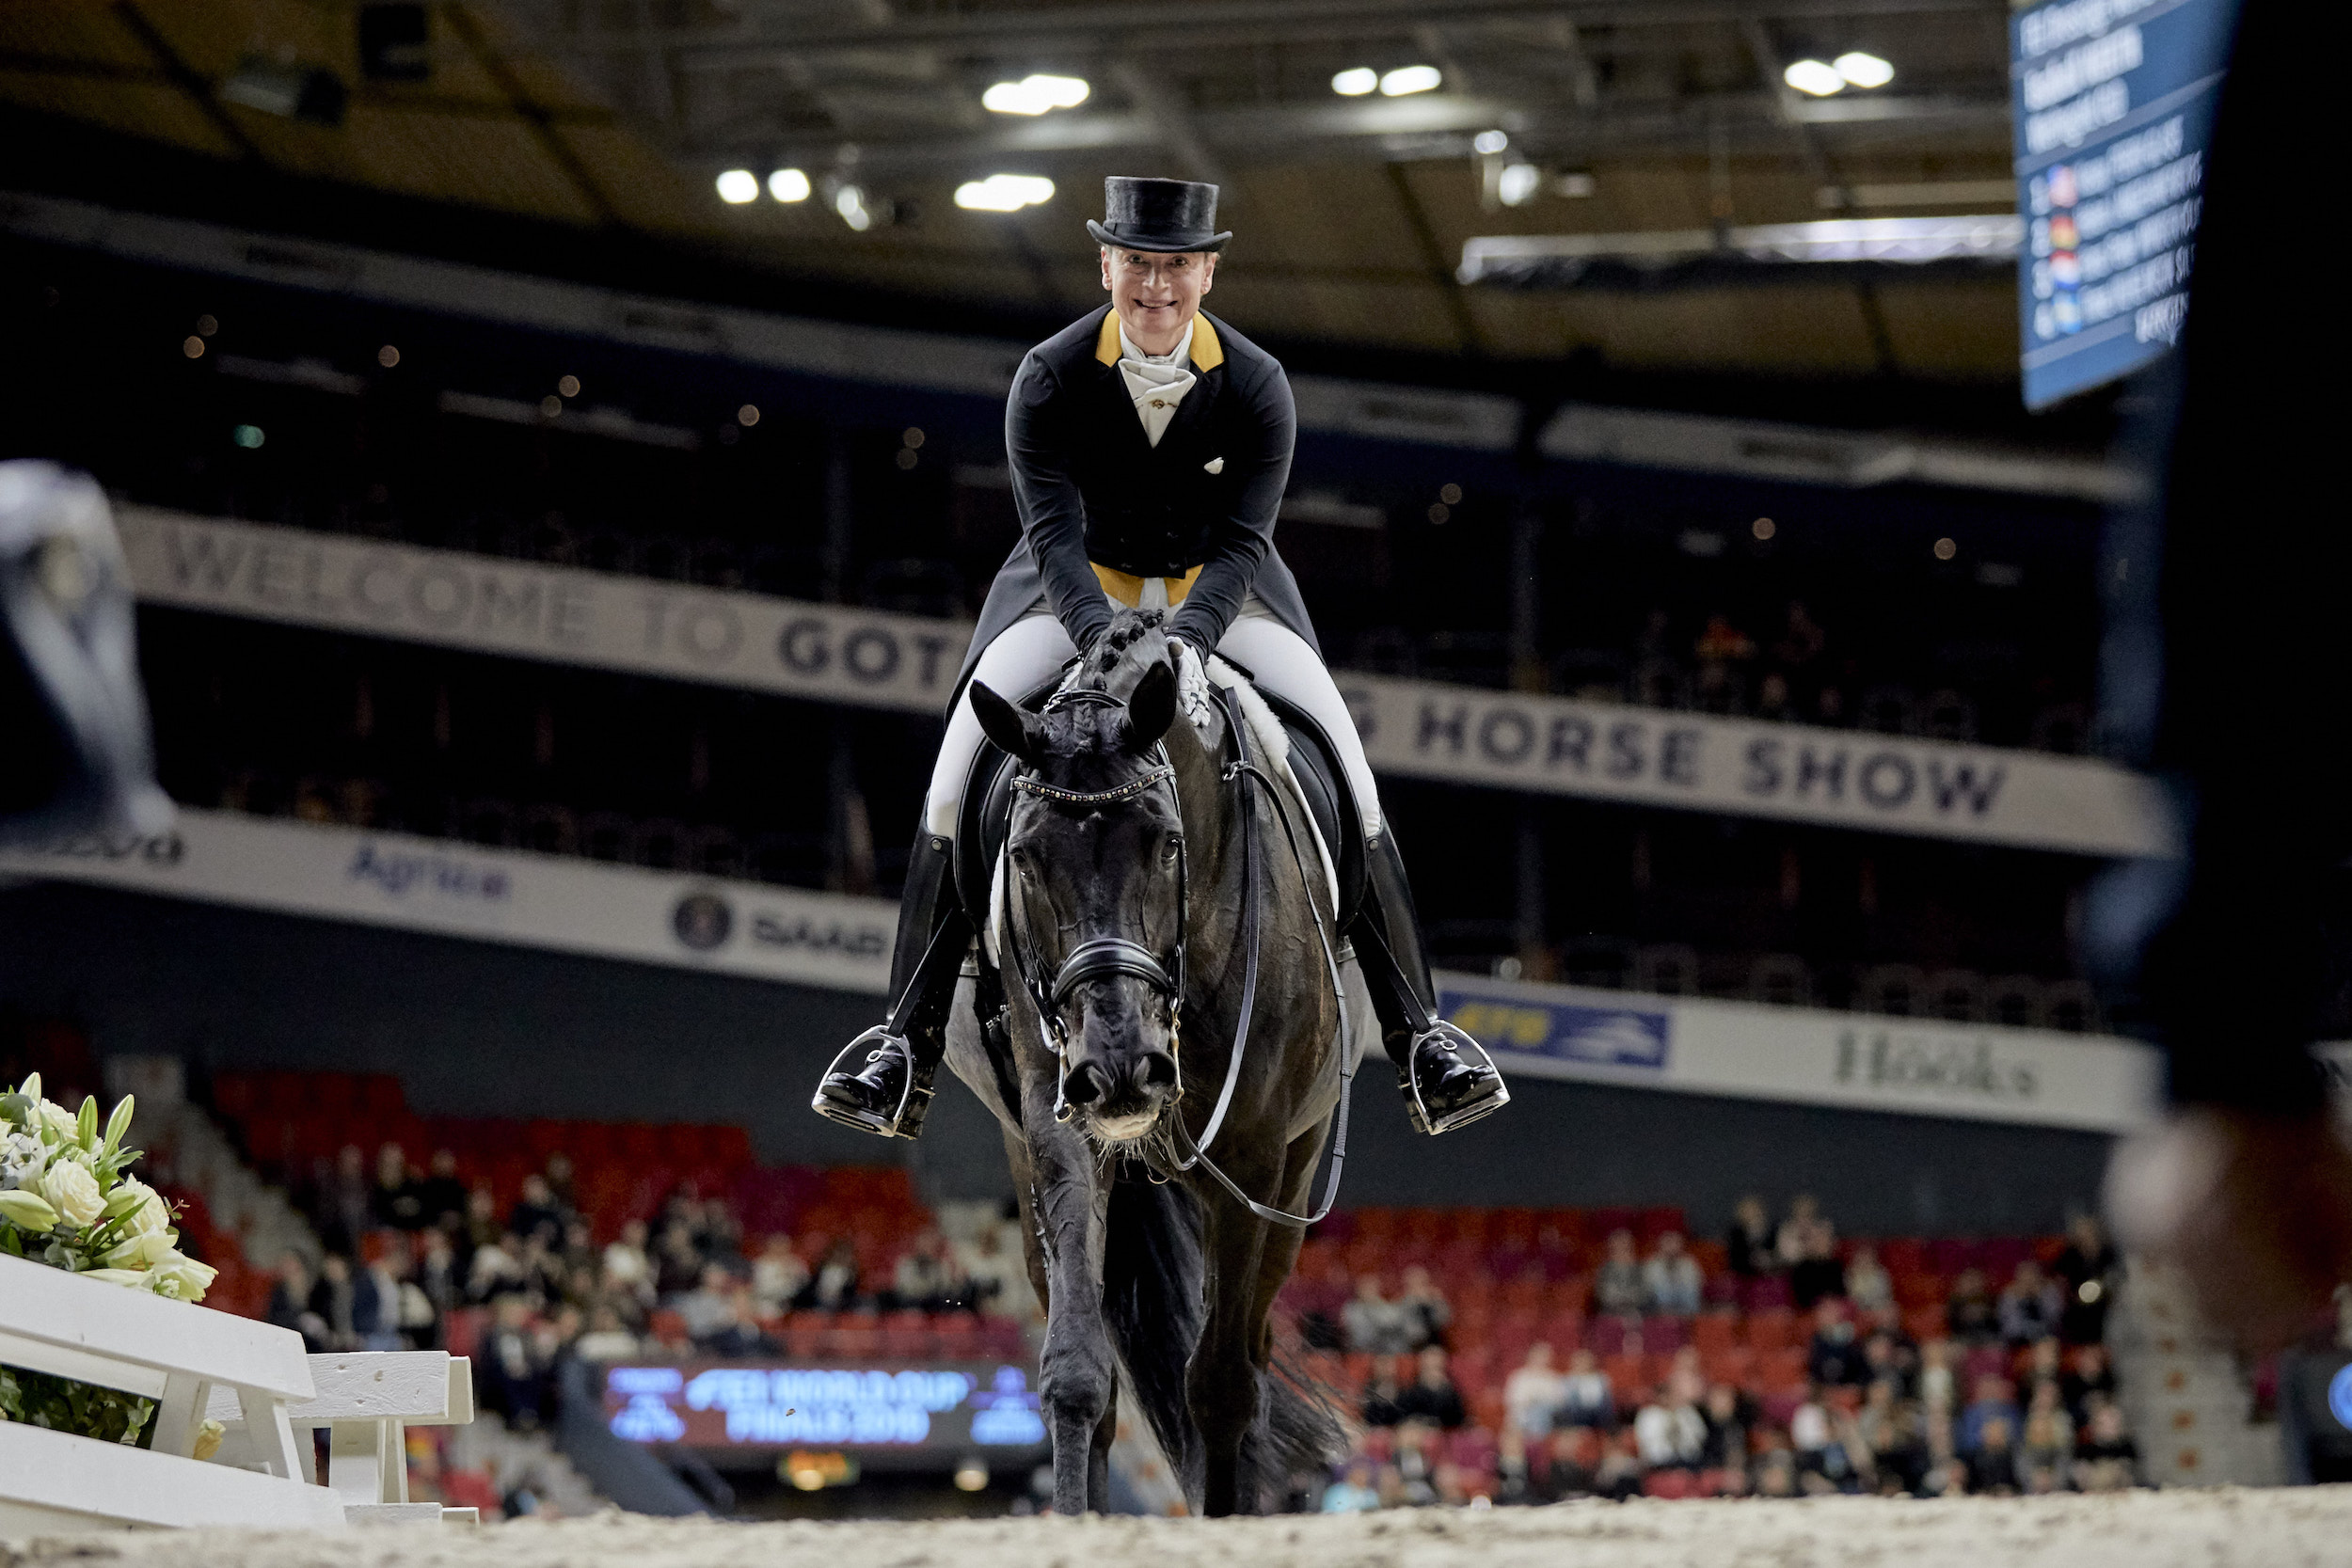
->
<box><xmin>1001</xmin><ymin>675</ymin><xmax>1353</xmax><ymax>1229</ymax></box>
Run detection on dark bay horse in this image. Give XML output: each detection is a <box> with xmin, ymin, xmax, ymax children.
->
<box><xmin>946</xmin><ymin>609</ymin><xmax>1355</xmax><ymax>1515</ymax></box>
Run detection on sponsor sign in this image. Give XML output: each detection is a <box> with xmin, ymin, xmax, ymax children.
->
<box><xmin>119</xmin><ymin>510</ymin><xmax>2175</xmax><ymax>859</ymax></box>
<box><xmin>2012</xmin><ymin>0</ymin><xmax>2238</xmax><ymax>407</ymax></box>
<box><xmin>1438</xmin><ymin>971</ymin><xmax>2164</xmax><ymax>1132</ymax></box>
<box><xmin>602</xmin><ymin>1361</ymin><xmax>1047</xmax><ymax>1457</ymax></box>
<box><xmin>0</xmin><ymin>807</ymin><xmax>895</xmax><ymax>993</ymax></box>
<box><xmin>117</xmin><ymin>508</ymin><xmax>973</xmax><ymax>716</ymax></box>
<box><xmin>1342</xmin><ymin>678</ymin><xmax>2174</xmax><ymax>857</ymax></box>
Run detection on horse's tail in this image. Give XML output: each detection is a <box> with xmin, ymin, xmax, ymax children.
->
<box><xmin>1103</xmin><ymin>1174</ymin><xmax>1207</xmax><ymax>1498</ymax></box>
<box><xmin>1248</xmin><ymin>1339</ymin><xmax>1347</xmax><ymax>1509</ymax></box>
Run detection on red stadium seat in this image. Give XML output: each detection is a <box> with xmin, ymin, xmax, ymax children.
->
<box><xmin>1743</xmin><ymin>1308</ymin><xmax>1797</xmax><ymax>1354</ymax></box>
<box><xmin>1690</xmin><ymin>1313</ymin><xmax>1740</xmax><ymax>1359</ymax></box>
<box><xmin>1700</xmin><ymin>1346</ymin><xmax>1755</xmax><ymax>1389</ymax></box>
<box><xmin>1645</xmin><ymin>1469</ymin><xmax>1700</xmax><ymax>1499</ymax></box>
<box><xmin>1903</xmin><ymin>1307</ymin><xmax>1949</xmax><ymax>1345</ymax></box>
<box><xmin>1740</xmin><ymin>1275</ymin><xmax>1793</xmax><ymax>1311</ymax></box>
<box><xmin>1755</xmin><ymin>1347</ymin><xmax>1809</xmax><ymax>1394</ymax></box>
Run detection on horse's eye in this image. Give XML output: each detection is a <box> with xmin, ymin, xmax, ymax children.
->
<box><xmin>1162</xmin><ymin>836</ymin><xmax>1183</xmax><ymax>863</ymax></box>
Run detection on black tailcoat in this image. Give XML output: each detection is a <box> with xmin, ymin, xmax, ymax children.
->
<box><xmin>951</xmin><ymin>305</ymin><xmax>1315</xmax><ymax>699</ymax></box>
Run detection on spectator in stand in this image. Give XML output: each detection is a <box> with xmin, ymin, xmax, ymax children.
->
<box><xmin>1360</xmin><ymin>1357</ymin><xmax>1406</xmax><ymax>1428</ymax></box>
<box><xmin>1394</xmin><ymin>1345</ymin><xmax>1467</xmax><ymax>1429</ymax></box>
<box><xmin>1491</xmin><ymin>1426</ymin><xmax>1533</xmax><ymax>1505</ymax></box>
<box><xmin>515</xmin><ymin>1230</ymin><xmax>566</xmax><ymax>1306</ymax></box>
<box><xmin>1947</xmin><ymin>1268</ymin><xmax>1999</xmax><ymax>1343</ymax></box>
<box><xmin>415</xmin><ymin>1149</ymin><xmax>469</xmax><ymax>1233</ymax></box>
<box><xmin>1698</xmin><ymin>1381</ymin><xmax>1756</xmax><ymax>1473</ymax></box>
<box><xmin>1965</xmin><ymin>1416</ymin><xmax>2022</xmax><ymax>1496</ymax></box>
<box><xmin>1959</xmin><ymin>1374</ymin><xmax>2022</xmax><ymax>1453</ymax></box>
<box><xmin>2072</xmin><ymin>1401</ymin><xmax>2140</xmax><ymax>1492</ymax></box>
<box><xmin>957</xmin><ymin>1221</ymin><xmax>1033</xmax><ymax>1321</ymax></box>
<box><xmin>1726</xmin><ymin>1196</ymin><xmax>1778</xmax><ymax>1278</ymax></box>
<box><xmin>1558</xmin><ymin>1347</ymin><xmax>1617</xmax><ymax>1430</ymax></box>
<box><xmin>2019</xmin><ymin>1385</ymin><xmax>2072</xmax><ymax>1489</ymax></box>
<box><xmin>463</xmin><ymin>1186</ymin><xmax>502</xmax><ymax>1251</ymax></box>
<box><xmin>573</xmin><ymin>1301</ymin><xmax>639</xmax><ymax>1363</ymax></box>
<box><xmin>479</xmin><ymin>1293</ymin><xmax>550</xmax><ymax>1429</ymax></box>
<box><xmin>1775</xmin><ymin>1196</ymin><xmax>1825</xmax><ymax>1271</ymax></box>
<box><xmin>466</xmin><ymin>1227</ymin><xmax>522</xmax><ymax>1304</ymax></box>
<box><xmin>1917</xmin><ymin>1338</ymin><xmax>1958</xmax><ymax>1416</ymax></box>
<box><xmin>1321</xmin><ymin>1457</ymin><xmax>1381</xmax><ymax>1513</ymax></box>
<box><xmin>702</xmin><ymin>1277</ymin><xmax>773</xmax><ymax>1356</ymax></box>
<box><xmin>1502</xmin><ymin>1341</ymin><xmax>1568</xmax><ymax>1438</ymax></box>
<box><xmin>1643</xmin><ymin>1231</ymin><xmax>1705</xmax><ymax>1316</ymax></box>
<box><xmin>1754</xmin><ymin>1438</ymin><xmax>1801</xmax><ymax>1498</ymax></box>
<box><xmin>675</xmin><ymin>1262</ymin><xmax>739</xmax><ymax>1343</ymax></box>
<box><xmin>1845</xmin><ymin>1243</ymin><xmax>1894</xmax><ymax>1315</ymax></box>
<box><xmin>1594</xmin><ymin>1228</ymin><xmax>1646</xmax><ymax>1318</ymax></box>
<box><xmin>601</xmin><ymin>1219</ymin><xmax>656</xmax><ymax>1317</ymax></box>
<box><xmin>1806</xmin><ymin>1301</ymin><xmax>1867</xmax><ymax>1386</ymax></box>
<box><xmin>2055</xmin><ymin>1214</ymin><xmax>2120</xmax><ymax>1344</ymax></box>
<box><xmin>1859</xmin><ymin>1330</ymin><xmax>1906</xmax><ymax>1395</ymax></box>
<box><xmin>2019</xmin><ymin>1336</ymin><xmax>2064</xmax><ymax>1402</ymax></box>
<box><xmin>1858</xmin><ymin>1381</ymin><xmax>1927</xmax><ymax>1495</ymax></box>
<box><xmin>894</xmin><ymin>1229</ymin><xmax>971</xmax><ymax>1310</ymax></box>
<box><xmin>752</xmin><ymin>1234</ymin><xmax>811</xmax><ymax>1315</ymax></box>
<box><xmin>372</xmin><ymin>1143</ymin><xmax>423</xmax><ymax>1231</ymax></box>
<box><xmin>1998</xmin><ymin>1260</ymin><xmax>2064</xmax><ymax>1346</ymax></box>
<box><xmin>1396</xmin><ymin>1264</ymin><xmax>1453</xmax><ymax>1350</ymax></box>
<box><xmin>1633</xmin><ymin>1372</ymin><xmax>1708</xmax><ymax>1471</ymax></box>
<box><xmin>314</xmin><ymin>1252</ymin><xmax>359</xmax><ymax>1350</ymax></box>
<box><xmin>2061</xmin><ymin>1342</ymin><xmax>2119</xmax><ymax>1419</ymax></box>
<box><xmin>1391</xmin><ymin>1420</ymin><xmax>1440</xmax><ymax>1506</ymax></box>
<box><xmin>314</xmin><ymin>1144</ymin><xmax>373</xmax><ymax>1258</ymax></box>
<box><xmin>354</xmin><ymin>1234</ymin><xmax>408</xmax><ymax>1351</ymax></box>
<box><xmin>267</xmin><ymin>1252</ymin><xmax>327</xmax><ymax>1352</ymax></box>
<box><xmin>507</xmin><ymin>1173</ymin><xmax>565</xmax><ymax>1248</ymax></box>
<box><xmin>416</xmin><ymin>1227</ymin><xmax>460</xmax><ymax>1332</ymax></box>
<box><xmin>1790</xmin><ymin>1226</ymin><xmax>1847</xmax><ymax>1309</ymax></box>
<box><xmin>1344</xmin><ymin>1275</ymin><xmax>1418</xmax><ymax>1354</ymax></box>
<box><xmin>543</xmin><ymin>1151</ymin><xmax>578</xmax><ymax>1212</ymax></box>
<box><xmin>809</xmin><ymin>1239</ymin><xmax>861</xmax><ymax>1311</ymax></box>
<box><xmin>653</xmin><ymin>1220</ymin><xmax>705</xmax><ymax>1298</ymax></box>
<box><xmin>1531</xmin><ymin>1427</ymin><xmax>1598</xmax><ymax>1501</ymax></box>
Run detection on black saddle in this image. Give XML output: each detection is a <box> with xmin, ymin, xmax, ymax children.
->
<box><xmin>954</xmin><ymin>673</ymin><xmax>1369</xmax><ymax>937</ymax></box>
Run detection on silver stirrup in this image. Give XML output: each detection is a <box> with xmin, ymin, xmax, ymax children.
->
<box><xmin>1401</xmin><ymin>1021</ymin><xmax>1510</xmax><ymax>1136</ymax></box>
<box><xmin>811</xmin><ymin>1026</ymin><xmax>933</xmax><ymax>1140</ymax></box>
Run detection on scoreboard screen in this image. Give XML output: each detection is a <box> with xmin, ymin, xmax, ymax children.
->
<box><xmin>604</xmin><ymin>1359</ymin><xmax>1049</xmax><ymax>1464</ymax></box>
<box><xmin>2011</xmin><ymin>0</ymin><xmax>2239</xmax><ymax>408</ymax></box>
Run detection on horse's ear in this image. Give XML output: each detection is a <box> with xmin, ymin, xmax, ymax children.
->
<box><xmin>1124</xmin><ymin>658</ymin><xmax>1178</xmax><ymax>751</ymax></box>
<box><xmin>970</xmin><ymin>680</ymin><xmax>1043</xmax><ymax>766</ymax></box>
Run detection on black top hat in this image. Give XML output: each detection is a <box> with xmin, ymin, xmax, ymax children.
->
<box><xmin>1087</xmin><ymin>176</ymin><xmax>1231</xmax><ymax>253</ymax></box>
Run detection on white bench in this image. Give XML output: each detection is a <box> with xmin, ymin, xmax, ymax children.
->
<box><xmin>0</xmin><ymin>1253</ymin><xmax>476</xmax><ymax>1536</ymax></box>
<box><xmin>206</xmin><ymin>1350</ymin><xmax>478</xmax><ymax>1525</ymax></box>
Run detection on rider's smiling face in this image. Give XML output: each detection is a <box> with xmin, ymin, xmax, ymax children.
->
<box><xmin>1101</xmin><ymin>246</ymin><xmax>1216</xmax><ymax>356</ymax></box>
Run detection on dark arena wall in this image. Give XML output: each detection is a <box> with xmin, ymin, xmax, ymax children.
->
<box><xmin>0</xmin><ymin>880</ymin><xmax>2112</xmax><ymax>1237</ymax></box>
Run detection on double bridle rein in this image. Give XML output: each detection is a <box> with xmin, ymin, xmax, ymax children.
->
<box><xmin>1002</xmin><ymin>679</ymin><xmax>1354</xmax><ymax>1228</ymax></box>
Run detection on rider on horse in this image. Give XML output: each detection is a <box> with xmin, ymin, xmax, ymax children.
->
<box><xmin>814</xmin><ymin>176</ymin><xmax>1508</xmax><ymax>1143</ymax></box>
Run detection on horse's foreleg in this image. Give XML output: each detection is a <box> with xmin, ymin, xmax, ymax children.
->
<box><xmin>1187</xmin><ymin>1196</ymin><xmax>1271</xmax><ymax>1515</ymax></box>
<box><xmin>1024</xmin><ymin>1102</ymin><xmax>1115</xmax><ymax>1515</ymax></box>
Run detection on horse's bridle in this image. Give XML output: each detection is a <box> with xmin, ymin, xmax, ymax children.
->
<box><xmin>999</xmin><ymin>677</ymin><xmax>1355</xmax><ymax>1229</ymax></box>
<box><xmin>1005</xmin><ymin>689</ymin><xmax>1187</xmax><ymax>1123</ymax></box>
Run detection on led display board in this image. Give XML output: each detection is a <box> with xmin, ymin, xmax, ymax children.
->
<box><xmin>603</xmin><ymin>1360</ymin><xmax>1048</xmax><ymax>1466</ymax></box>
<box><xmin>2011</xmin><ymin>0</ymin><xmax>2238</xmax><ymax>408</ymax></box>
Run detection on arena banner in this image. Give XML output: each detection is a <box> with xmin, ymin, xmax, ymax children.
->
<box><xmin>116</xmin><ymin>507</ymin><xmax>973</xmax><ymax>717</ymax></box>
<box><xmin>1437</xmin><ymin>971</ymin><xmax>2164</xmax><ymax>1132</ymax></box>
<box><xmin>118</xmin><ymin>509</ymin><xmax>2175</xmax><ymax>858</ymax></box>
<box><xmin>0</xmin><ymin>807</ymin><xmax>896</xmax><ymax>993</ymax></box>
<box><xmin>1339</xmin><ymin>677</ymin><xmax>2175</xmax><ymax>857</ymax></box>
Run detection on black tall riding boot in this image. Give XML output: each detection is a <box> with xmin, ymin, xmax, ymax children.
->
<box><xmin>1351</xmin><ymin>828</ymin><xmax>1510</xmax><ymax>1134</ymax></box>
<box><xmin>811</xmin><ymin>832</ymin><xmax>971</xmax><ymax>1140</ymax></box>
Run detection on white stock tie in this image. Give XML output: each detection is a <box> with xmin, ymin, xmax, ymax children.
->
<box><xmin>1117</xmin><ymin>318</ymin><xmax>1197</xmax><ymax>448</ymax></box>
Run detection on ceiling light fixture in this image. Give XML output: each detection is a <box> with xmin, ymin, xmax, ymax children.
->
<box><xmin>1498</xmin><ymin>163</ymin><xmax>1542</xmax><ymax>206</ymax></box>
<box><xmin>982</xmin><ymin>73</ymin><xmax>1089</xmax><ymax>115</ymax></box>
<box><xmin>769</xmin><ymin>167</ymin><xmax>811</xmax><ymax>202</ymax></box>
<box><xmin>834</xmin><ymin>184</ymin><xmax>874</xmax><ymax>230</ymax></box>
<box><xmin>1783</xmin><ymin>59</ymin><xmax>1847</xmax><ymax>97</ymax></box>
<box><xmin>1472</xmin><ymin>130</ymin><xmax>1509</xmax><ymax>155</ymax></box>
<box><xmin>955</xmin><ymin>174</ymin><xmax>1056</xmax><ymax>213</ymax></box>
<box><xmin>1834</xmin><ymin>51</ymin><xmax>1895</xmax><ymax>87</ymax></box>
<box><xmin>1330</xmin><ymin>67</ymin><xmax>1377</xmax><ymax>96</ymax></box>
<box><xmin>716</xmin><ymin>168</ymin><xmax>759</xmax><ymax>203</ymax></box>
<box><xmin>1380</xmin><ymin>65</ymin><xmax>1442</xmax><ymax>96</ymax></box>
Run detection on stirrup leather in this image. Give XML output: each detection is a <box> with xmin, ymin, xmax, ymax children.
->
<box><xmin>811</xmin><ymin>1026</ymin><xmax>937</xmax><ymax>1141</ymax></box>
<box><xmin>1396</xmin><ymin>1019</ymin><xmax>1510</xmax><ymax>1136</ymax></box>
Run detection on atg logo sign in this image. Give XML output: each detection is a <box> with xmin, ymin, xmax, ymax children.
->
<box><xmin>1440</xmin><ymin>986</ymin><xmax>1672</xmax><ymax>1071</ymax></box>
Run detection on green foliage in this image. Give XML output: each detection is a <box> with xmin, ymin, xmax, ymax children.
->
<box><xmin>0</xmin><ymin>1362</ymin><xmax>156</xmax><ymax>1446</ymax></box>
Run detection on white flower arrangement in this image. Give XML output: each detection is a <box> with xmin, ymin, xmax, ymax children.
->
<box><xmin>0</xmin><ymin>1072</ymin><xmax>217</xmax><ymax>1302</ymax></box>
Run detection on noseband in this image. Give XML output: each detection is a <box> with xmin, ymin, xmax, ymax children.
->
<box><xmin>1007</xmin><ymin>690</ymin><xmax>1187</xmax><ymax>1117</ymax></box>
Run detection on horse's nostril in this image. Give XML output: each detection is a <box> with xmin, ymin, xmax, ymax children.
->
<box><xmin>1064</xmin><ymin>1062</ymin><xmax>1110</xmax><ymax>1105</ymax></box>
<box><xmin>1135</xmin><ymin>1052</ymin><xmax>1178</xmax><ymax>1093</ymax></box>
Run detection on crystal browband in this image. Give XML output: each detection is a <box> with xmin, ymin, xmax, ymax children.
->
<box><xmin>1011</xmin><ymin>765</ymin><xmax>1176</xmax><ymax>806</ymax></box>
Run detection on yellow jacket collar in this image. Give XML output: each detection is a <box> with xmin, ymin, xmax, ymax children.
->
<box><xmin>1096</xmin><ymin>309</ymin><xmax>1224</xmax><ymax>373</ymax></box>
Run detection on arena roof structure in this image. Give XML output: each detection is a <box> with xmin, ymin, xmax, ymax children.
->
<box><xmin>0</xmin><ymin>0</ymin><xmax>2042</xmax><ymax>397</ymax></box>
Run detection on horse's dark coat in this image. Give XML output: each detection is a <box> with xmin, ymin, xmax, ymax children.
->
<box><xmin>947</xmin><ymin>610</ymin><xmax>1345</xmax><ymax>1515</ymax></box>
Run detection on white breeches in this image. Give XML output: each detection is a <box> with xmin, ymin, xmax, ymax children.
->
<box><xmin>924</xmin><ymin>600</ymin><xmax>1383</xmax><ymax>842</ymax></box>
